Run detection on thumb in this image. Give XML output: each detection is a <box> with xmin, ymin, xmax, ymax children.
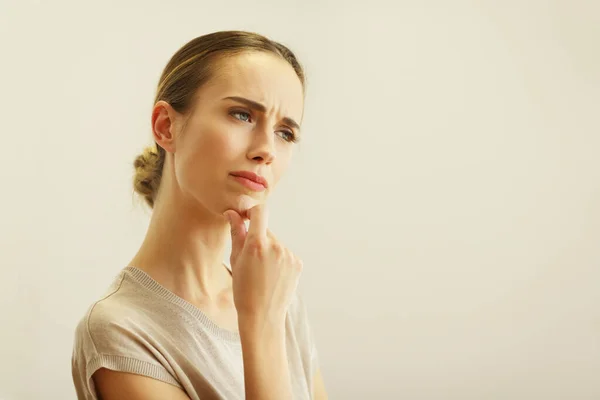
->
<box><xmin>223</xmin><ymin>210</ymin><xmax>247</xmax><ymax>259</ymax></box>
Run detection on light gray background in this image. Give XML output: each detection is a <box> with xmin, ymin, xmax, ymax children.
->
<box><xmin>1</xmin><ymin>1</ymin><xmax>599</xmax><ymax>399</ymax></box>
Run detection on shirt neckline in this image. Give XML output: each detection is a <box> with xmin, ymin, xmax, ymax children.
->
<box><xmin>123</xmin><ymin>265</ymin><xmax>241</xmax><ymax>343</ymax></box>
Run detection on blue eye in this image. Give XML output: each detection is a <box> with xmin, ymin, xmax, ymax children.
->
<box><xmin>279</xmin><ymin>130</ymin><xmax>299</xmax><ymax>143</ymax></box>
<box><xmin>230</xmin><ymin>109</ymin><xmax>299</xmax><ymax>143</ymax></box>
<box><xmin>231</xmin><ymin>110</ymin><xmax>251</xmax><ymax>122</ymax></box>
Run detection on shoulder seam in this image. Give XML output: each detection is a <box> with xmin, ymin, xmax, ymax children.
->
<box><xmin>85</xmin><ymin>272</ymin><xmax>127</xmax><ymax>355</ymax></box>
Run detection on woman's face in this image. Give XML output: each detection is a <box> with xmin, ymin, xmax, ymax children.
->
<box><xmin>166</xmin><ymin>51</ymin><xmax>304</xmax><ymax>218</ymax></box>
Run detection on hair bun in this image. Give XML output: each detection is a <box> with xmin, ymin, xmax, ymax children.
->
<box><xmin>133</xmin><ymin>145</ymin><xmax>163</xmax><ymax>208</ymax></box>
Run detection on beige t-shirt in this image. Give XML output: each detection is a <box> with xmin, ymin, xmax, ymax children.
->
<box><xmin>71</xmin><ymin>266</ymin><xmax>319</xmax><ymax>400</ymax></box>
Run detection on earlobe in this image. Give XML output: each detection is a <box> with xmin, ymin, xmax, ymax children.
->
<box><xmin>151</xmin><ymin>101</ymin><xmax>177</xmax><ymax>153</ymax></box>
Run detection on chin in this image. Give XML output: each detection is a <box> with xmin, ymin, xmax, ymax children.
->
<box><xmin>223</xmin><ymin>193</ymin><xmax>262</xmax><ymax>217</ymax></box>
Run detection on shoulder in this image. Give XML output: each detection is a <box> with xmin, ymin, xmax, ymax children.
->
<box><xmin>72</xmin><ymin>273</ymin><xmax>131</xmax><ymax>365</ymax></box>
<box><xmin>71</xmin><ymin>270</ymin><xmax>182</xmax><ymax>397</ymax></box>
<box><xmin>72</xmin><ymin>271</ymin><xmax>126</xmax><ymax>350</ymax></box>
<box><xmin>73</xmin><ymin>269</ymin><xmax>168</xmax><ymax>357</ymax></box>
<box><xmin>74</xmin><ymin>270</ymin><xmax>140</xmax><ymax>344</ymax></box>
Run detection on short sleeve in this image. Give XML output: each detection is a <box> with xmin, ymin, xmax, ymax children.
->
<box><xmin>288</xmin><ymin>291</ymin><xmax>320</xmax><ymax>386</ymax></box>
<box><xmin>71</xmin><ymin>289</ymin><xmax>181</xmax><ymax>399</ymax></box>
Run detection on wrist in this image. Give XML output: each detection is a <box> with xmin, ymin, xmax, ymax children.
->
<box><xmin>238</xmin><ymin>313</ymin><xmax>286</xmax><ymax>341</ymax></box>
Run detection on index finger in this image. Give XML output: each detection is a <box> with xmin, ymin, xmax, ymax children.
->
<box><xmin>247</xmin><ymin>203</ymin><xmax>269</xmax><ymax>239</ymax></box>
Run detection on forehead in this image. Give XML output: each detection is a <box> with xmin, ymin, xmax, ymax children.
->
<box><xmin>200</xmin><ymin>52</ymin><xmax>304</xmax><ymax>121</ymax></box>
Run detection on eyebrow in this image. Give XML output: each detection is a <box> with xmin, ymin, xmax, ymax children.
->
<box><xmin>222</xmin><ymin>96</ymin><xmax>301</xmax><ymax>132</ymax></box>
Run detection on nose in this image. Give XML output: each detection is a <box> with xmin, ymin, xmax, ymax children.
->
<box><xmin>247</xmin><ymin>126</ymin><xmax>276</xmax><ymax>164</ymax></box>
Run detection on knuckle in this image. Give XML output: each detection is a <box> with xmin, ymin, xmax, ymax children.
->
<box><xmin>246</xmin><ymin>237</ymin><xmax>265</xmax><ymax>255</ymax></box>
<box><xmin>270</xmin><ymin>240</ymin><xmax>284</xmax><ymax>253</ymax></box>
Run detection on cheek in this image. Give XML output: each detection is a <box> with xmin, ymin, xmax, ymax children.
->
<box><xmin>178</xmin><ymin>125</ymin><xmax>240</xmax><ymax>182</ymax></box>
<box><xmin>201</xmin><ymin>117</ymin><xmax>247</xmax><ymax>156</ymax></box>
<box><xmin>192</xmin><ymin>117</ymin><xmax>232</xmax><ymax>155</ymax></box>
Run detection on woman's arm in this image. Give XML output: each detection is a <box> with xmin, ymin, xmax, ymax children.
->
<box><xmin>93</xmin><ymin>368</ymin><xmax>191</xmax><ymax>400</ymax></box>
<box><xmin>239</xmin><ymin>317</ymin><xmax>293</xmax><ymax>399</ymax></box>
<box><xmin>225</xmin><ymin>205</ymin><xmax>303</xmax><ymax>400</ymax></box>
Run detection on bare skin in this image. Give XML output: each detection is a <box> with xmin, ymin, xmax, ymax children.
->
<box><xmin>93</xmin><ymin>51</ymin><xmax>327</xmax><ymax>399</ymax></box>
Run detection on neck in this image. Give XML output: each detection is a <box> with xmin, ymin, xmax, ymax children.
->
<box><xmin>129</xmin><ymin>186</ymin><xmax>232</xmax><ymax>303</ymax></box>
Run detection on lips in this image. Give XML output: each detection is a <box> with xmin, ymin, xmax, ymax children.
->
<box><xmin>230</xmin><ymin>170</ymin><xmax>268</xmax><ymax>191</ymax></box>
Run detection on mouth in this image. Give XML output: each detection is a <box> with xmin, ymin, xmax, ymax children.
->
<box><xmin>230</xmin><ymin>171</ymin><xmax>268</xmax><ymax>192</ymax></box>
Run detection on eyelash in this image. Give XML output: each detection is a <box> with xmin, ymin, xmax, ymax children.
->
<box><xmin>230</xmin><ymin>110</ymin><xmax>299</xmax><ymax>143</ymax></box>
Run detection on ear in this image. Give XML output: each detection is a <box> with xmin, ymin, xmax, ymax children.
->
<box><xmin>151</xmin><ymin>100</ymin><xmax>181</xmax><ymax>153</ymax></box>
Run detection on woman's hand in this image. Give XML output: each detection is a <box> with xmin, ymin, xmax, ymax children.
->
<box><xmin>223</xmin><ymin>204</ymin><xmax>303</xmax><ymax>328</ymax></box>
<box><xmin>223</xmin><ymin>204</ymin><xmax>301</xmax><ymax>400</ymax></box>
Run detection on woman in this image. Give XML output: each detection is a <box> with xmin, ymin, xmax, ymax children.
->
<box><xmin>71</xmin><ymin>30</ymin><xmax>327</xmax><ymax>400</ymax></box>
